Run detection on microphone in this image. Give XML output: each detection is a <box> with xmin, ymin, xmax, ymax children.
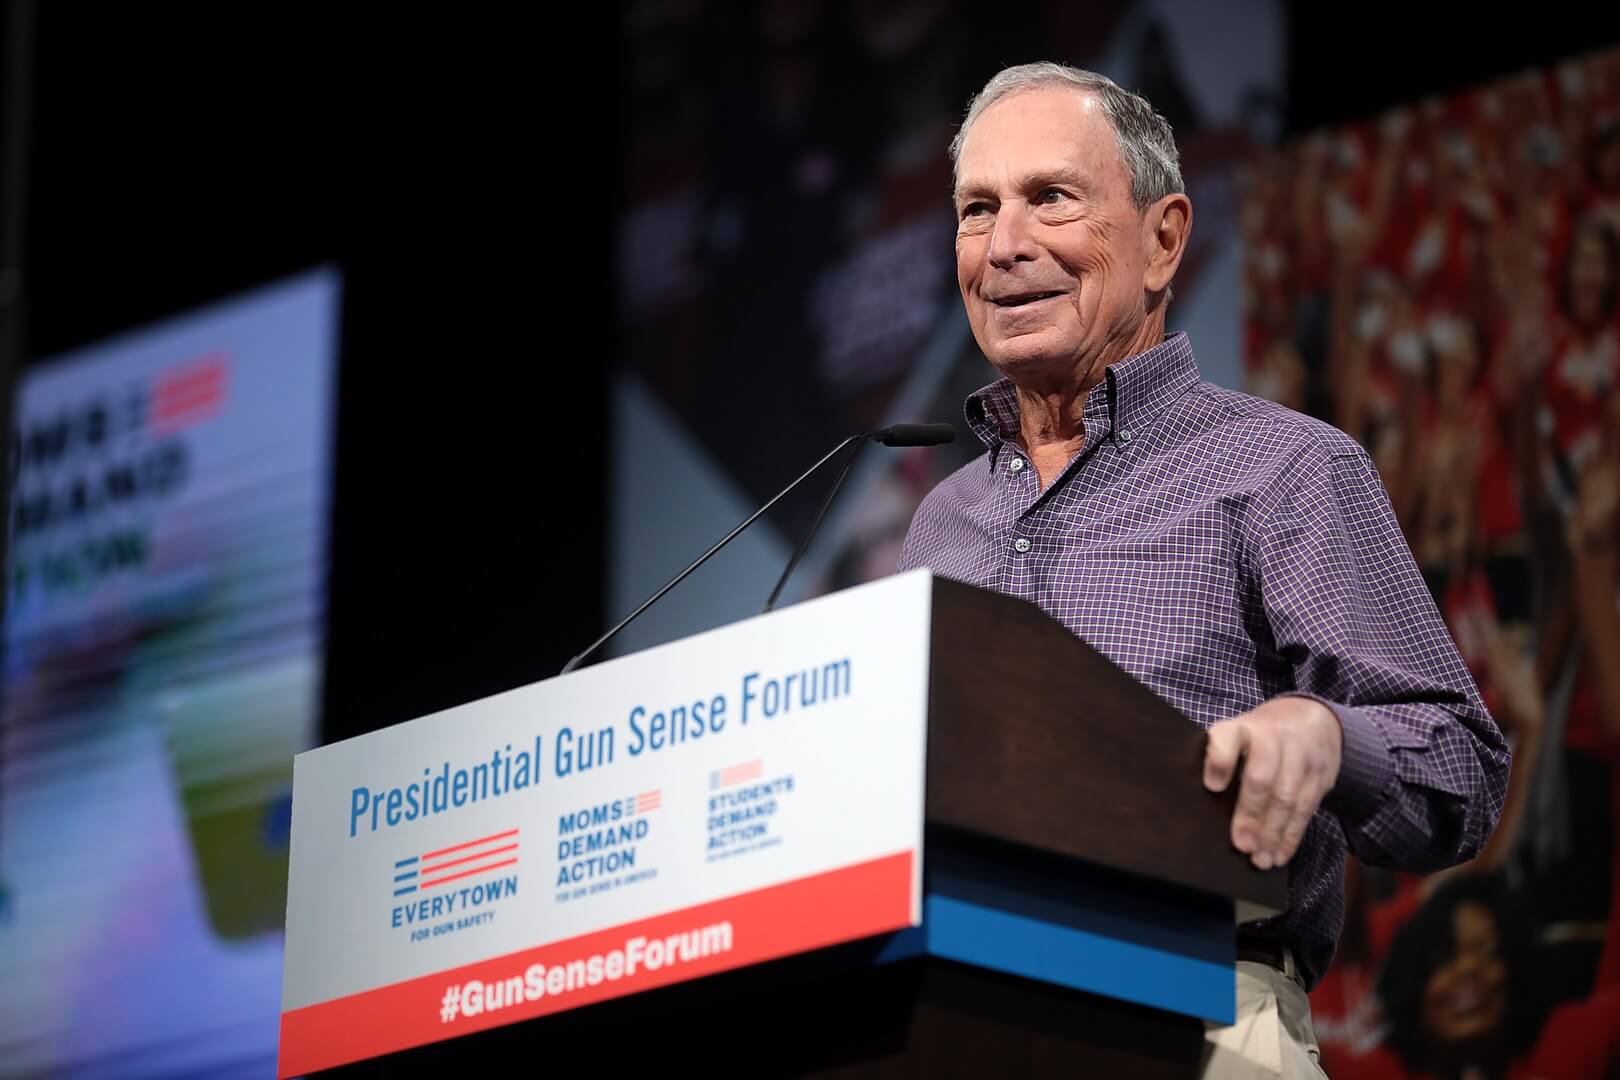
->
<box><xmin>559</xmin><ymin>422</ymin><xmax>956</xmax><ymax>674</ymax></box>
<box><xmin>760</xmin><ymin>423</ymin><xmax>955</xmax><ymax>613</ymax></box>
<box><xmin>872</xmin><ymin>423</ymin><xmax>956</xmax><ymax>448</ymax></box>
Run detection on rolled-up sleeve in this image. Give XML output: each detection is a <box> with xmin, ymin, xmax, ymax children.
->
<box><xmin>1255</xmin><ymin>446</ymin><xmax>1511</xmax><ymax>872</ymax></box>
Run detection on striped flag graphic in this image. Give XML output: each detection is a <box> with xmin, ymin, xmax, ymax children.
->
<box><xmin>710</xmin><ymin>759</ymin><xmax>763</xmax><ymax>789</ymax></box>
<box><xmin>624</xmin><ymin>790</ymin><xmax>662</xmax><ymax>815</ymax></box>
<box><xmin>152</xmin><ymin>353</ymin><xmax>229</xmax><ymax>432</ymax></box>
<box><xmin>392</xmin><ymin>828</ymin><xmax>520</xmax><ymax>896</ymax></box>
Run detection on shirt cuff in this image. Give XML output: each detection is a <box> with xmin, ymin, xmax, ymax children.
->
<box><xmin>1278</xmin><ymin>692</ymin><xmax>1395</xmax><ymax>825</ymax></box>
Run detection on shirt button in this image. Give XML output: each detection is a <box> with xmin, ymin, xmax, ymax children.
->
<box><xmin>1008</xmin><ymin>456</ymin><xmax>1025</xmax><ymax>473</ymax></box>
<box><xmin>1117</xmin><ymin>429</ymin><xmax>1133</xmax><ymax>445</ymax></box>
<box><xmin>1013</xmin><ymin>537</ymin><xmax>1032</xmax><ymax>554</ymax></box>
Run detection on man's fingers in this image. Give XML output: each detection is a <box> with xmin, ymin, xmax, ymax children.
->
<box><xmin>1274</xmin><ymin>797</ymin><xmax>1317</xmax><ymax>867</ymax></box>
<box><xmin>1203</xmin><ymin>721</ymin><xmax>1251</xmax><ymax>793</ymax></box>
<box><xmin>1253</xmin><ymin>746</ymin><xmax>1299</xmax><ymax>870</ymax></box>
<box><xmin>1231</xmin><ymin>729</ymin><xmax>1280</xmax><ymax>856</ymax></box>
<box><xmin>1275</xmin><ymin>763</ymin><xmax>1333</xmax><ymax>866</ymax></box>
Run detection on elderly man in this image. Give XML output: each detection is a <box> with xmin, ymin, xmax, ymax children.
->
<box><xmin>898</xmin><ymin>63</ymin><xmax>1510</xmax><ymax>1078</ymax></box>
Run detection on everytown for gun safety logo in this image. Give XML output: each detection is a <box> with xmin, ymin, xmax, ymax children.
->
<box><xmin>391</xmin><ymin>829</ymin><xmax>521</xmax><ymax>942</ymax></box>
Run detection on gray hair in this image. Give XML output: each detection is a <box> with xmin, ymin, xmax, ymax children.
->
<box><xmin>948</xmin><ymin>62</ymin><xmax>1184</xmax><ymax>212</ymax></box>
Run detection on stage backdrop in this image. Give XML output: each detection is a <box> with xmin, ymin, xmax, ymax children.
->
<box><xmin>1241</xmin><ymin>45</ymin><xmax>1620</xmax><ymax>1079</ymax></box>
<box><xmin>0</xmin><ymin>269</ymin><xmax>339</xmax><ymax>1076</ymax></box>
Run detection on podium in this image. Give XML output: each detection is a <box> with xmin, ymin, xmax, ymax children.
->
<box><xmin>281</xmin><ymin>571</ymin><xmax>1284</xmax><ymax>1077</ymax></box>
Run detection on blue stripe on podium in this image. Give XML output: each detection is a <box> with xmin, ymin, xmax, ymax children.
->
<box><xmin>922</xmin><ymin>894</ymin><xmax>1233</xmax><ymax>1023</ymax></box>
<box><xmin>873</xmin><ymin>846</ymin><xmax>1238</xmax><ymax>1024</ymax></box>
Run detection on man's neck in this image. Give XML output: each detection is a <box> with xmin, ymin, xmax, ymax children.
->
<box><xmin>1012</xmin><ymin>318</ymin><xmax>1166</xmax><ymax>489</ymax></box>
<box><xmin>1013</xmin><ymin>381</ymin><xmax>1088</xmax><ymax>490</ymax></box>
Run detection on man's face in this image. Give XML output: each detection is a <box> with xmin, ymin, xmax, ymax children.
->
<box><xmin>1420</xmin><ymin>902</ymin><xmax>1508</xmax><ymax>1046</ymax></box>
<box><xmin>953</xmin><ymin>87</ymin><xmax>1153</xmax><ymax>386</ymax></box>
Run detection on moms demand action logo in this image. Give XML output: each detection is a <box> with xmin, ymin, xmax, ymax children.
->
<box><xmin>391</xmin><ymin>828</ymin><xmax>520</xmax><ymax>941</ymax></box>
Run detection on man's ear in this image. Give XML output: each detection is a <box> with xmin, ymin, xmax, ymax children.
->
<box><xmin>1143</xmin><ymin>192</ymin><xmax>1192</xmax><ymax>296</ymax></box>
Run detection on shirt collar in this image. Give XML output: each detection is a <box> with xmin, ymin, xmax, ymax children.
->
<box><xmin>963</xmin><ymin>332</ymin><xmax>1201</xmax><ymax>461</ymax></box>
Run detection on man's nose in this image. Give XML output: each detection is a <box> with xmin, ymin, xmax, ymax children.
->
<box><xmin>987</xmin><ymin>205</ymin><xmax>1039</xmax><ymax>270</ymax></box>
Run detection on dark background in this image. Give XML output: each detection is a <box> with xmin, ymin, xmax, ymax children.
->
<box><xmin>20</xmin><ymin>6</ymin><xmax>613</xmax><ymax>740</ymax></box>
<box><xmin>10</xmin><ymin>3</ymin><xmax>1620</xmax><ymax>1073</ymax></box>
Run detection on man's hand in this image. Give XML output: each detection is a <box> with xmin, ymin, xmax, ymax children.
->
<box><xmin>1203</xmin><ymin>697</ymin><xmax>1343</xmax><ymax>870</ymax></box>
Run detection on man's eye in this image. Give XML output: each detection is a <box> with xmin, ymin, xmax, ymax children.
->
<box><xmin>1039</xmin><ymin>189</ymin><xmax>1069</xmax><ymax>204</ymax></box>
<box><xmin>961</xmin><ymin>202</ymin><xmax>990</xmax><ymax>219</ymax></box>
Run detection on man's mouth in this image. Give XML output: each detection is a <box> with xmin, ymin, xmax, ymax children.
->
<box><xmin>988</xmin><ymin>291</ymin><xmax>1064</xmax><ymax>308</ymax></box>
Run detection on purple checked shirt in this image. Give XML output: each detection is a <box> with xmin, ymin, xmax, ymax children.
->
<box><xmin>898</xmin><ymin>332</ymin><xmax>1510</xmax><ymax>989</ymax></box>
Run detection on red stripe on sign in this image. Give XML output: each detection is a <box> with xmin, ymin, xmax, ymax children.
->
<box><xmin>422</xmin><ymin>828</ymin><xmax>519</xmax><ymax>861</ymax></box>
<box><xmin>419</xmin><ymin>843</ymin><xmax>520</xmax><ymax>877</ymax></box>
<box><xmin>418</xmin><ymin>858</ymin><xmax>519</xmax><ymax>890</ymax></box>
<box><xmin>277</xmin><ymin>849</ymin><xmax>914</xmax><ymax>1077</ymax></box>
<box><xmin>718</xmin><ymin>760</ymin><xmax>763</xmax><ymax>786</ymax></box>
<box><xmin>152</xmin><ymin>354</ymin><xmax>228</xmax><ymax>431</ymax></box>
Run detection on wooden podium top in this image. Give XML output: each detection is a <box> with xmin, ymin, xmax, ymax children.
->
<box><xmin>924</xmin><ymin>576</ymin><xmax>1287</xmax><ymax>920</ymax></box>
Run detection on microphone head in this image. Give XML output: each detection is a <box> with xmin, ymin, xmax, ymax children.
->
<box><xmin>874</xmin><ymin>422</ymin><xmax>956</xmax><ymax>447</ymax></box>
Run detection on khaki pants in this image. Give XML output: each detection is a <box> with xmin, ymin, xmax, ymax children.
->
<box><xmin>1200</xmin><ymin>958</ymin><xmax>1328</xmax><ymax>1079</ymax></box>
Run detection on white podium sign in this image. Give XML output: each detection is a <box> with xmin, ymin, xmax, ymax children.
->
<box><xmin>279</xmin><ymin>570</ymin><xmax>933</xmax><ymax>1076</ymax></box>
